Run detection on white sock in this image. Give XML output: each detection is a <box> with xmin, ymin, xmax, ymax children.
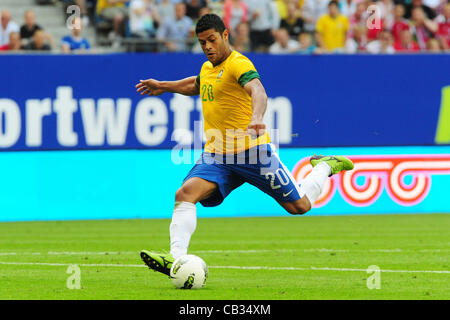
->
<box><xmin>170</xmin><ymin>201</ymin><xmax>197</xmax><ymax>259</ymax></box>
<box><xmin>299</xmin><ymin>162</ymin><xmax>331</xmax><ymax>206</ymax></box>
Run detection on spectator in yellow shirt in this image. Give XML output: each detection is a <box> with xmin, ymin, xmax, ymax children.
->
<box><xmin>315</xmin><ymin>0</ymin><xmax>349</xmax><ymax>52</ymax></box>
<box><xmin>97</xmin><ymin>0</ymin><xmax>130</xmax><ymax>40</ymax></box>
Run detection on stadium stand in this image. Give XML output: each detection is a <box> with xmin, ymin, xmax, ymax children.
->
<box><xmin>0</xmin><ymin>0</ymin><xmax>449</xmax><ymax>53</ymax></box>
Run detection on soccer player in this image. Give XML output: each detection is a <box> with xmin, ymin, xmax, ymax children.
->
<box><xmin>135</xmin><ymin>14</ymin><xmax>353</xmax><ymax>276</ymax></box>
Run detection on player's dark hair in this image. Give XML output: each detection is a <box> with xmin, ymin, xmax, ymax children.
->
<box><xmin>328</xmin><ymin>0</ymin><xmax>339</xmax><ymax>7</ymax></box>
<box><xmin>195</xmin><ymin>14</ymin><xmax>226</xmax><ymax>35</ymax></box>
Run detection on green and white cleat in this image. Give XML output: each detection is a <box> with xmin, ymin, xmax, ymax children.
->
<box><xmin>310</xmin><ymin>155</ymin><xmax>354</xmax><ymax>176</ymax></box>
<box><xmin>140</xmin><ymin>250</ymin><xmax>174</xmax><ymax>276</ymax></box>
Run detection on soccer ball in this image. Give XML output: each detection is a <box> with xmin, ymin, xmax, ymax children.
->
<box><xmin>170</xmin><ymin>254</ymin><xmax>208</xmax><ymax>289</ymax></box>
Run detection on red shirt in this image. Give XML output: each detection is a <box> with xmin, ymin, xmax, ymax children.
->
<box><xmin>394</xmin><ymin>40</ymin><xmax>420</xmax><ymax>52</ymax></box>
<box><xmin>437</xmin><ymin>21</ymin><xmax>450</xmax><ymax>47</ymax></box>
<box><xmin>0</xmin><ymin>44</ymin><xmax>10</xmax><ymax>51</ymax></box>
<box><xmin>391</xmin><ymin>20</ymin><xmax>410</xmax><ymax>43</ymax></box>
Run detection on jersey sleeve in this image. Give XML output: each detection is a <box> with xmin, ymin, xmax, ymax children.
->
<box><xmin>230</xmin><ymin>55</ymin><xmax>261</xmax><ymax>87</ymax></box>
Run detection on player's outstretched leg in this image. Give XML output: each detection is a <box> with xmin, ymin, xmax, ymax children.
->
<box><xmin>310</xmin><ymin>155</ymin><xmax>354</xmax><ymax>176</ymax></box>
<box><xmin>301</xmin><ymin>155</ymin><xmax>353</xmax><ymax>208</ymax></box>
<box><xmin>284</xmin><ymin>155</ymin><xmax>354</xmax><ymax>215</ymax></box>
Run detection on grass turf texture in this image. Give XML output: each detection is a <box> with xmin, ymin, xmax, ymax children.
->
<box><xmin>0</xmin><ymin>214</ymin><xmax>448</xmax><ymax>300</ymax></box>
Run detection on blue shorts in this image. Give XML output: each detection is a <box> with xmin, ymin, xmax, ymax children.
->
<box><xmin>183</xmin><ymin>144</ymin><xmax>302</xmax><ymax>207</ymax></box>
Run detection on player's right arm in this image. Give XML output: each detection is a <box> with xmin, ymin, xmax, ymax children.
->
<box><xmin>136</xmin><ymin>76</ymin><xmax>200</xmax><ymax>97</ymax></box>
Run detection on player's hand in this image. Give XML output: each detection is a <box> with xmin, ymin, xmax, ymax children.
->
<box><xmin>247</xmin><ymin>119</ymin><xmax>266</xmax><ymax>138</ymax></box>
<box><xmin>135</xmin><ymin>79</ymin><xmax>165</xmax><ymax>96</ymax></box>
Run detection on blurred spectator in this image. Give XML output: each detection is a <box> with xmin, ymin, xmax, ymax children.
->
<box><xmin>315</xmin><ymin>1</ymin><xmax>349</xmax><ymax>52</ymax></box>
<box><xmin>426</xmin><ymin>37</ymin><xmax>442</xmax><ymax>51</ymax></box>
<box><xmin>269</xmin><ymin>28</ymin><xmax>301</xmax><ymax>53</ymax></box>
<box><xmin>245</xmin><ymin>0</ymin><xmax>280</xmax><ymax>52</ymax></box>
<box><xmin>393</xmin><ymin>29</ymin><xmax>420</xmax><ymax>52</ymax></box>
<box><xmin>129</xmin><ymin>0</ymin><xmax>161</xmax><ymax>38</ymax></box>
<box><xmin>435</xmin><ymin>0</ymin><xmax>449</xmax><ymax>16</ymax></box>
<box><xmin>207</xmin><ymin>0</ymin><xmax>225</xmax><ymax>17</ymax></box>
<box><xmin>301</xmin><ymin>0</ymin><xmax>329</xmax><ymax>32</ymax></box>
<box><xmin>156</xmin><ymin>0</ymin><xmax>176</xmax><ymax>22</ymax></box>
<box><xmin>156</xmin><ymin>2</ymin><xmax>193</xmax><ymax>51</ymax></box>
<box><xmin>20</xmin><ymin>10</ymin><xmax>42</xmax><ymax>44</ymax></box>
<box><xmin>96</xmin><ymin>0</ymin><xmax>130</xmax><ymax>40</ymax></box>
<box><xmin>223</xmin><ymin>0</ymin><xmax>248</xmax><ymax>39</ymax></box>
<box><xmin>423</xmin><ymin>0</ymin><xmax>444</xmax><ymax>10</ymax></box>
<box><xmin>62</xmin><ymin>17</ymin><xmax>91</xmax><ymax>53</ymax></box>
<box><xmin>73</xmin><ymin>0</ymin><xmax>91</xmax><ymax>26</ymax></box>
<box><xmin>0</xmin><ymin>10</ymin><xmax>19</xmax><ymax>46</ymax></box>
<box><xmin>410</xmin><ymin>7</ymin><xmax>438</xmax><ymax>50</ymax></box>
<box><xmin>345</xmin><ymin>25</ymin><xmax>367</xmax><ymax>53</ymax></box>
<box><xmin>185</xmin><ymin>0</ymin><xmax>207</xmax><ymax>20</ymax></box>
<box><xmin>275</xmin><ymin>0</ymin><xmax>288</xmax><ymax>21</ymax></box>
<box><xmin>0</xmin><ymin>32</ymin><xmax>22</xmax><ymax>51</ymax></box>
<box><xmin>338</xmin><ymin>0</ymin><xmax>357</xmax><ymax>17</ymax></box>
<box><xmin>436</xmin><ymin>3</ymin><xmax>450</xmax><ymax>50</ymax></box>
<box><xmin>23</xmin><ymin>30</ymin><xmax>51</xmax><ymax>51</ymax></box>
<box><xmin>377</xmin><ymin>0</ymin><xmax>395</xmax><ymax>29</ymax></box>
<box><xmin>191</xmin><ymin>5</ymin><xmax>212</xmax><ymax>52</ymax></box>
<box><xmin>296</xmin><ymin>31</ymin><xmax>318</xmax><ymax>54</ymax></box>
<box><xmin>435</xmin><ymin>1</ymin><xmax>450</xmax><ymax>22</ymax></box>
<box><xmin>20</xmin><ymin>10</ymin><xmax>54</xmax><ymax>48</ymax></box>
<box><xmin>280</xmin><ymin>1</ymin><xmax>305</xmax><ymax>39</ymax></box>
<box><xmin>196</xmin><ymin>5</ymin><xmax>212</xmax><ymax>22</ymax></box>
<box><xmin>349</xmin><ymin>2</ymin><xmax>369</xmax><ymax>33</ymax></box>
<box><xmin>391</xmin><ymin>4</ymin><xmax>410</xmax><ymax>43</ymax></box>
<box><xmin>404</xmin><ymin>0</ymin><xmax>436</xmax><ymax>20</ymax></box>
<box><xmin>232</xmin><ymin>21</ymin><xmax>251</xmax><ymax>52</ymax></box>
<box><xmin>366</xmin><ymin>29</ymin><xmax>395</xmax><ymax>53</ymax></box>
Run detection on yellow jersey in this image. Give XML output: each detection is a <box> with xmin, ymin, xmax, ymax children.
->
<box><xmin>196</xmin><ymin>50</ymin><xmax>271</xmax><ymax>154</ymax></box>
<box><xmin>96</xmin><ymin>0</ymin><xmax>125</xmax><ymax>15</ymax></box>
<box><xmin>315</xmin><ymin>14</ymin><xmax>349</xmax><ymax>51</ymax></box>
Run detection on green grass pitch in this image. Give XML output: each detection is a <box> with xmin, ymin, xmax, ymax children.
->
<box><xmin>0</xmin><ymin>214</ymin><xmax>449</xmax><ymax>300</ymax></box>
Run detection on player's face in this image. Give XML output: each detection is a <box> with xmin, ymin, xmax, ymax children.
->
<box><xmin>197</xmin><ymin>28</ymin><xmax>230</xmax><ymax>66</ymax></box>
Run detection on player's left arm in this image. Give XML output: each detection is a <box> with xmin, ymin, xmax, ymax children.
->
<box><xmin>244</xmin><ymin>78</ymin><xmax>268</xmax><ymax>137</ymax></box>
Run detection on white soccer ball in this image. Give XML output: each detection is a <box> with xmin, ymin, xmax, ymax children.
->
<box><xmin>170</xmin><ymin>254</ymin><xmax>208</xmax><ymax>289</ymax></box>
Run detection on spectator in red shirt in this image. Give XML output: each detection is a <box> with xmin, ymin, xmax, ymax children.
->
<box><xmin>0</xmin><ymin>31</ymin><xmax>22</xmax><ymax>51</ymax></box>
<box><xmin>410</xmin><ymin>7</ymin><xmax>438</xmax><ymax>50</ymax></box>
<box><xmin>391</xmin><ymin>4</ymin><xmax>410</xmax><ymax>43</ymax></box>
<box><xmin>394</xmin><ymin>28</ymin><xmax>420</xmax><ymax>52</ymax></box>
<box><xmin>349</xmin><ymin>2</ymin><xmax>368</xmax><ymax>31</ymax></box>
<box><xmin>436</xmin><ymin>3</ymin><xmax>450</xmax><ymax>50</ymax></box>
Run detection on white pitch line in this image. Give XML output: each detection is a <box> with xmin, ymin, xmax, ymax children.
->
<box><xmin>0</xmin><ymin>261</ymin><xmax>144</xmax><ymax>268</ymax></box>
<box><xmin>0</xmin><ymin>248</ymin><xmax>447</xmax><ymax>256</ymax></box>
<box><xmin>0</xmin><ymin>261</ymin><xmax>449</xmax><ymax>274</ymax></box>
